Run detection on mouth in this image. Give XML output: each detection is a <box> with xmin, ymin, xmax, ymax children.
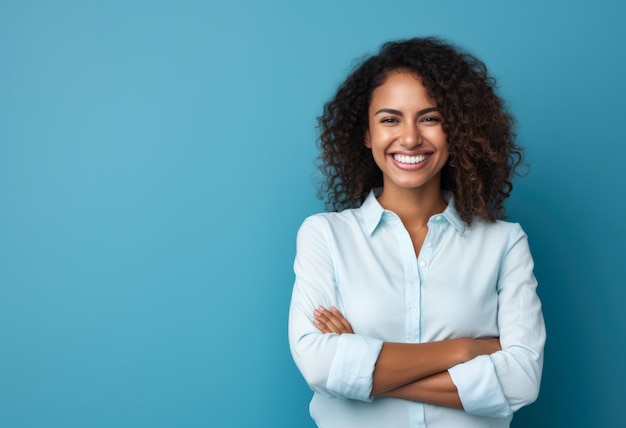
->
<box><xmin>392</xmin><ymin>153</ymin><xmax>431</xmax><ymax>164</ymax></box>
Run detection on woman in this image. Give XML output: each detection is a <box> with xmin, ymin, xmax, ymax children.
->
<box><xmin>288</xmin><ymin>37</ymin><xmax>545</xmax><ymax>427</ymax></box>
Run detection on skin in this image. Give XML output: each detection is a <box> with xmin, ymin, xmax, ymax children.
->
<box><xmin>314</xmin><ymin>307</ymin><xmax>500</xmax><ymax>408</ymax></box>
<box><xmin>313</xmin><ymin>70</ymin><xmax>501</xmax><ymax>409</ymax></box>
<box><xmin>365</xmin><ymin>71</ymin><xmax>449</xmax><ymax>256</ymax></box>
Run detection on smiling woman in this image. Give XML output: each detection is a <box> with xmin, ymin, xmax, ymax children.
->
<box><xmin>288</xmin><ymin>37</ymin><xmax>546</xmax><ymax>428</ymax></box>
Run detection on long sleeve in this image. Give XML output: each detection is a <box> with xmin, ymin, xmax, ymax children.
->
<box><xmin>288</xmin><ymin>216</ymin><xmax>383</xmax><ymax>401</ymax></box>
<box><xmin>449</xmin><ymin>224</ymin><xmax>546</xmax><ymax>417</ymax></box>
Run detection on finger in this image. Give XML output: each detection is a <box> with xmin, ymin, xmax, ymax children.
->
<box><xmin>314</xmin><ymin>307</ymin><xmax>340</xmax><ymax>333</ymax></box>
<box><xmin>317</xmin><ymin>306</ymin><xmax>346</xmax><ymax>333</ymax></box>
<box><xmin>313</xmin><ymin>308</ymin><xmax>336</xmax><ymax>333</ymax></box>
<box><xmin>329</xmin><ymin>306</ymin><xmax>353</xmax><ymax>333</ymax></box>
<box><xmin>312</xmin><ymin>317</ymin><xmax>332</xmax><ymax>334</ymax></box>
<box><xmin>330</xmin><ymin>306</ymin><xmax>354</xmax><ymax>333</ymax></box>
<box><xmin>314</xmin><ymin>307</ymin><xmax>342</xmax><ymax>333</ymax></box>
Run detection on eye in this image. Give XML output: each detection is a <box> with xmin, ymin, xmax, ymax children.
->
<box><xmin>420</xmin><ymin>115</ymin><xmax>443</xmax><ymax>125</ymax></box>
<box><xmin>380</xmin><ymin>117</ymin><xmax>399</xmax><ymax>124</ymax></box>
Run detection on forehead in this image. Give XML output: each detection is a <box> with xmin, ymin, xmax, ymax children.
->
<box><xmin>369</xmin><ymin>71</ymin><xmax>435</xmax><ymax>109</ymax></box>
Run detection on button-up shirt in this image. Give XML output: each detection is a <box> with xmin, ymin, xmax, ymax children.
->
<box><xmin>288</xmin><ymin>190</ymin><xmax>545</xmax><ymax>427</ymax></box>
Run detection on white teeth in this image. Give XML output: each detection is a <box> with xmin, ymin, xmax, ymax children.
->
<box><xmin>393</xmin><ymin>154</ymin><xmax>429</xmax><ymax>164</ymax></box>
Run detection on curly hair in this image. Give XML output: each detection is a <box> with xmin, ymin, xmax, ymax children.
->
<box><xmin>317</xmin><ymin>37</ymin><xmax>524</xmax><ymax>224</ymax></box>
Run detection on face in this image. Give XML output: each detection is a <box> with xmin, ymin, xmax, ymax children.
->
<box><xmin>365</xmin><ymin>71</ymin><xmax>448</xmax><ymax>195</ymax></box>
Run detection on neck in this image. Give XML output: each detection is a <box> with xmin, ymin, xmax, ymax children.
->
<box><xmin>377</xmin><ymin>183</ymin><xmax>447</xmax><ymax>228</ymax></box>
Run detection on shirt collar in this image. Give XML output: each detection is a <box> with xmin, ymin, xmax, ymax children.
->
<box><xmin>360</xmin><ymin>189</ymin><xmax>386</xmax><ymax>235</ymax></box>
<box><xmin>441</xmin><ymin>191</ymin><xmax>466</xmax><ymax>233</ymax></box>
<box><xmin>360</xmin><ymin>188</ymin><xmax>466</xmax><ymax>235</ymax></box>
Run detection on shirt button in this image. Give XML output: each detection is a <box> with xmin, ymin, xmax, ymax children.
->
<box><xmin>425</xmin><ymin>242</ymin><xmax>432</xmax><ymax>248</ymax></box>
<box><xmin>419</xmin><ymin>261</ymin><xmax>426</xmax><ymax>267</ymax></box>
<box><xmin>435</xmin><ymin>215</ymin><xmax>442</xmax><ymax>221</ymax></box>
<box><xmin>410</xmin><ymin>307</ymin><xmax>417</xmax><ymax>314</ymax></box>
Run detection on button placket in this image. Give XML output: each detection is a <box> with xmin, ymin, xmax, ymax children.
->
<box><xmin>391</xmin><ymin>216</ymin><xmax>421</xmax><ymax>344</ymax></box>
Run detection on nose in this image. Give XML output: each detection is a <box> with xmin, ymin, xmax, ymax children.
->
<box><xmin>399</xmin><ymin>122</ymin><xmax>421</xmax><ymax>148</ymax></box>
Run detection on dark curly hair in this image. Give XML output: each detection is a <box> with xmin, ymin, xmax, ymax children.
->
<box><xmin>317</xmin><ymin>37</ymin><xmax>524</xmax><ymax>224</ymax></box>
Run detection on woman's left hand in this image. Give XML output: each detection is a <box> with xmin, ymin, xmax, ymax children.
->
<box><xmin>313</xmin><ymin>306</ymin><xmax>354</xmax><ymax>334</ymax></box>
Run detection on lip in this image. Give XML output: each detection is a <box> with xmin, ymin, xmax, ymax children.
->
<box><xmin>389</xmin><ymin>152</ymin><xmax>433</xmax><ymax>170</ymax></box>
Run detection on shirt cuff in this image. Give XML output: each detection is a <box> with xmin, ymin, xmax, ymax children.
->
<box><xmin>326</xmin><ymin>334</ymin><xmax>383</xmax><ymax>401</ymax></box>
<box><xmin>448</xmin><ymin>355</ymin><xmax>512</xmax><ymax>417</ymax></box>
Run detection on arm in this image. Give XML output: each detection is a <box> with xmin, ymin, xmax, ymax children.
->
<box><xmin>377</xmin><ymin>372</ymin><xmax>462</xmax><ymax>409</ymax></box>
<box><xmin>314</xmin><ymin>306</ymin><xmax>500</xmax><ymax>400</ymax></box>
<box><xmin>372</xmin><ymin>226</ymin><xmax>545</xmax><ymax>415</ymax></box>
<box><xmin>448</xmin><ymin>225</ymin><xmax>546</xmax><ymax>417</ymax></box>
<box><xmin>372</xmin><ymin>339</ymin><xmax>499</xmax><ymax>395</ymax></box>
<box><xmin>288</xmin><ymin>217</ymin><xmax>384</xmax><ymax>401</ymax></box>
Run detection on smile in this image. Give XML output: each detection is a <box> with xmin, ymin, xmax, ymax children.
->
<box><xmin>392</xmin><ymin>153</ymin><xmax>431</xmax><ymax>164</ymax></box>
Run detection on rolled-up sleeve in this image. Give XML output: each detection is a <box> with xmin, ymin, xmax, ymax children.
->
<box><xmin>327</xmin><ymin>334</ymin><xmax>383</xmax><ymax>400</ymax></box>
<box><xmin>288</xmin><ymin>216</ymin><xmax>383</xmax><ymax>401</ymax></box>
<box><xmin>449</xmin><ymin>223</ymin><xmax>546</xmax><ymax>416</ymax></box>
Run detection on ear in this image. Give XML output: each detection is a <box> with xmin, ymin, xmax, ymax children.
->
<box><xmin>364</xmin><ymin>130</ymin><xmax>372</xmax><ymax>148</ymax></box>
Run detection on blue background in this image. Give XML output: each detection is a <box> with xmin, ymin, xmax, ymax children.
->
<box><xmin>1</xmin><ymin>0</ymin><xmax>625</xmax><ymax>426</ymax></box>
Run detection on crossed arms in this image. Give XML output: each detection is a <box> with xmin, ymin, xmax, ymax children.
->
<box><xmin>313</xmin><ymin>306</ymin><xmax>501</xmax><ymax>409</ymax></box>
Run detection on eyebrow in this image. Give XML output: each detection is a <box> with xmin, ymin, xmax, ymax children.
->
<box><xmin>374</xmin><ymin>107</ymin><xmax>439</xmax><ymax>116</ymax></box>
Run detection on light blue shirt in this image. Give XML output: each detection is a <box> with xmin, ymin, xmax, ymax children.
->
<box><xmin>288</xmin><ymin>190</ymin><xmax>545</xmax><ymax>428</ymax></box>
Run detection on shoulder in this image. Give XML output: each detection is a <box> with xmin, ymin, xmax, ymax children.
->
<box><xmin>299</xmin><ymin>208</ymin><xmax>361</xmax><ymax>233</ymax></box>
<box><xmin>296</xmin><ymin>208</ymin><xmax>364</xmax><ymax>247</ymax></box>
<box><xmin>466</xmin><ymin>218</ymin><xmax>529</xmax><ymax>247</ymax></box>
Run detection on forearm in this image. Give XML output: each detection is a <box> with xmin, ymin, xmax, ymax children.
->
<box><xmin>376</xmin><ymin>371</ymin><xmax>462</xmax><ymax>409</ymax></box>
<box><xmin>371</xmin><ymin>338</ymin><xmax>498</xmax><ymax>395</ymax></box>
<box><xmin>371</xmin><ymin>340</ymin><xmax>465</xmax><ymax>394</ymax></box>
<box><xmin>313</xmin><ymin>306</ymin><xmax>501</xmax><ymax>397</ymax></box>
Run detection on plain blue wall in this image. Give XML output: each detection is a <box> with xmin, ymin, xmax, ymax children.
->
<box><xmin>1</xmin><ymin>1</ymin><xmax>624</xmax><ymax>426</ymax></box>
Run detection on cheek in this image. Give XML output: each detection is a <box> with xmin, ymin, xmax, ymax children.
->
<box><xmin>370</xmin><ymin>147</ymin><xmax>386</xmax><ymax>166</ymax></box>
<box><xmin>440</xmin><ymin>146</ymin><xmax>450</xmax><ymax>165</ymax></box>
<box><xmin>433</xmin><ymin>131</ymin><xmax>449</xmax><ymax>155</ymax></box>
<box><xmin>369</xmin><ymin>129</ymin><xmax>394</xmax><ymax>149</ymax></box>
<box><xmin>367</xmin><ymin>143</ymin><xmax>387</xmax><ymax>170</ymax></box>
